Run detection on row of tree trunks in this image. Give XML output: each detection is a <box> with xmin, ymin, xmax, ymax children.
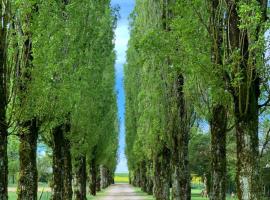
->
<box><xmin>17</xmin><ymin>119</ymin><xmax>39</xmax><ymax>200</ymax></box>
<box><xmin>0</xmin><ymin>1</ymin><xmax>8</xmax><ymax>198</ymax></box>
<box><xmin>100</xmin><ymin>165</ymin><xmax>114</xmax><ymax>189</ymax></box>
<box><xmin>51</xmin><ymin>124</ymin><xmax>72</xmax><ymax>200</ymax></box>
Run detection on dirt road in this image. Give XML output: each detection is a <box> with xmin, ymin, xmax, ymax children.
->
<box><xmin>98</xmin><ymin>184</ymin><xmax>147</xmax><ymax>200</ymax></box>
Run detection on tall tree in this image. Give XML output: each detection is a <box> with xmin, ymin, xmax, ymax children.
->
<box><xmin>0</xmin><ymin>1</ymin><xmax>9</xmax><ymax>199</ymax></box>
<box><xmin>16</xmin><ymin>2</ymin><xmax>39</xmax><ymax>199</ymax></box>
<box><xmin>225</xmin><ymin>1</ymin><xmax>268</xmax><ymax>198</ymax></box>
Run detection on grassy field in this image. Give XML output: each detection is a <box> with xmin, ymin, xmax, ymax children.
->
<box><xmin>114</xmin><ymin>173</ymin><xmax>129</xmax><ymax>183</ymax></box>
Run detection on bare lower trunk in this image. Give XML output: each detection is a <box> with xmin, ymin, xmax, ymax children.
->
<box><xmin>133</xmin><ymin>168</ymin><xmax>140</xmax><ymax>187</ymax></box>
<box><xmin>74</xmin><ymin>156</ymin><xmax>87</xmax><ymax>200</ymax></box>
<box><xmin>146</xmin><ymin>162</ymin><xmax>153</xmax><ymax>195</ymax></box>
<box><xmin>89</xmin><ymin>158</ymin><xmax>97</xmax><ymax>196</ymax></box>
<box><xmin>140</xmin><ymin>161</ymin><xmax>147</xmax><ymax>192</ymax></box>
<box><xmin>63</xmin><ymin>137</ymin><xmax>72</xmax><ymax>200</ymax></box>
<box><xmin>100</xmin><ymin>165</ymin><xmax>108</xmax><ymax>189</ymax></box>
<box><xmin>210</xmin><ymin>105</ymin><xmax>227</xmax><ymax>200</ymax></box>
<box><xmin>0</xmin><ymin>132</ymin><xmax>8</xmax><ymax>200</ymax></box>
<box><xmin>171</xmin><ymin>74</ymin><xmax>191</xmax><ymax>200</ymax></box>
<box><xmin>51</xmin><ymin>125</ymin><xmax>64</xmax><ymax>200</ymax></box>
<box><xmin>236</xmin><ymin>117</ymin><xmax>261</xmax><ymax>200</ymax></box>
<box><xmin>96</xmin><ymin>168</ymin><xmax>101</xmax><ymax>192</ymax></box>
<box><xmin>17</xmin><ymin>119</ymin><xmax>38</xmax><ymax>200</ymax></box>
<box><xmin>153</xmin><ymin>147</ymin><xmax>171</xmax><ymax>200</ymax></box>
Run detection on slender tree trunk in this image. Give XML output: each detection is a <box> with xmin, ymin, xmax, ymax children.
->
<box><xmin>63</xmin><ymin>137</ymin><xmax>72</xmax><ymax>200</ymax></box>
<box><xmin>140</xmin><ymin>161</ymin><xmax>147</xmax><ymax>192</ymax></box>
<box><xmin>17</xmin><ymin>119</ymin><xmax>39</xmax><ymax>200</ymax></box>
<box><xmin>0</xmin><ymin>2</ymin><xmax>9</xmax><ymax>199</ymax></box>
<box><xmin>209</xmin><ymin>1</ymin><xmax>227</xmax><ymax>199</ymax></box>
<box><xmin>74</xmin><ymin>156</ymin><xmax>87</xmax><ymax>200</ymax></box>
<box><xmin>96</xmin><ymin>167</ymin><xmax>101</xmax><ymax>192</ymax></box>
<box><xmin>100</xmin><ymin>165</ymin><xmax>108</xmax><ymax>189</ymax></box>
<box><xmin>134</xmin><ymin>168</ymin><xmax>140</xmax><ymax>187</ymax></box>
<box><xmin>0</xmin><ymin>1</ymin><xmax>9</xmax><ymax>200</ymax></box>
<box><xmin>146</xmin><ymin>162</ymin><xmax>153</xmax><ymax>195</ymax></box>
<box><xmin>51</xmin><ymin>125</ymin><xmax>64</xmax><ymax>200</ymax></box>
<box><xmin>210</xmin><ymin>105</ymin><xmax>227</xmax><ymax>200</ymax></box>
<box><xmin>153</xmin><ymin>147</ymin><xmax>171</xmax><ymax>200</ymax></box>
<box><xmin>89</xmin><ymin>158</ymin><xmax>97</xmax><ymax>196</ymax></box>
<box><xmin>0</xmin><ymin>131</ymin><xmax>8</xmax><ymax>200</ymax></box>
<box><xmin>171</xmin><ymin>74</ymin><xmax>191</xmax><ymax>200</ymax></box>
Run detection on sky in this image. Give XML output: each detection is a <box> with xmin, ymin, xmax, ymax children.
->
<box><xmin>111</xmin><ymin>0</ymin><xmax>135</xmax><ymax>173</ymax></box>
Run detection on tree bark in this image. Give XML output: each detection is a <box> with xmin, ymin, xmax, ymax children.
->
<box><xmin>74</xmin><ymin>156</ymin><xmax>87</xmax><ymax>200</ymax></box>
<box><xmin>0</xmin><ymin>0</ymin><xmax>8</xmax><ymax>198</ymax></box>
<box><xmin>146</xmin><ymin>162</ymin><xmax>153</xmax><ymax>195</ymax></box>
<box><xmin>100</xmin><ymin>165</ymin><xmax>108</xmax><ymax>189</ymax></box>
<box><xmin>17</xmin><ymin>119</ymin><xmax>39</xmax><ymax>200</ymax></box>
<box><xmin>140</xmin><ymin>161</ymin><xmax>147</xmax><ymax>192</ymax></box>
<box><xmin>96</xmin><ymin>167</ymin><xmax>101</xmax><ymax>192</ymax></box>
<box><xmin>51</xmin><ymin>125</ymin><xmax>64</xmax><ymax>200</ymax></box>
<box><xmin>63</xmin><ymin>136</ymin><xmax>72</xmax><ymax>200</ymax></box>
<box><xmin>0</xmin><ymin>132</ymin><xmax>8</xmax><ymax>200</ymax></box>
<box><xmin>171</xmin><ymin>74</ymin><xmax>191</xmax><ymax>200</ymax></box>
<box><xmin>153</xmin><ymin>147</ymin><xmax>171</xmax><ymax>200</ymax></box>
<box><xmin>89</xmin><ymin>157</ymin><xmax>97</xmax><ymax>196</ymax></box>
<box><xmin>210</xmin><ymin>105</ymin><xmax>227</xmax><ymax>200</ymax></box>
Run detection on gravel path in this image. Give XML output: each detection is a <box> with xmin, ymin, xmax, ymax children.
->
<box><xmin>98</xmin><ymin>184</ymin><xmax>146</xmax><ymax>200</ymax></box>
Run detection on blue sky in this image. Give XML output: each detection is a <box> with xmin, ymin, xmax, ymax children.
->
<box><xmin>112</xmin><ymin>0</ymin><xmax>135</xmax><ymax>173</ymax></box>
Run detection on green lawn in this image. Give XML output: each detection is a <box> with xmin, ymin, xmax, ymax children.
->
<box><xmin>8</xmin><ymin>187</ymin><xmax>107</xmax><ymax>200</ymax></box>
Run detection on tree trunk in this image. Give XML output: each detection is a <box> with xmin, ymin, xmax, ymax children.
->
<box><xmin>96</xmin><ymin>167</ymin><xmax>101</xmax><ymax>192</ymax></box>
<box><xmin>74</xmin><ymin>156</ymin><xmax>87</xmax><ymax>200</ymax></box>
<box><xmin>17</xmin><ymin>119</ymin><xmax>39</xmax><ymax>200</ymax></box>
<box><xmin>235</xmin><ymin>114</ymin><xmax>261</xmax><ymax>200</ymax></box>
<box><xmin>134</xmin><ymin>168</ymin><xmax>140</xmax><ymax>187</ymax></box>
<box><xmin>63</xmin><ymin>137</ymin><xmax>72</xmax><ymax>200</ymax></box>
<box><xmin>146</xmin><ymin>162</ymin><xmax>153</xmax><ymax>195</ymax></box>
<box><xmin>140</xmin><ymin>161</ymin><xmax>147</xmax><ymax>192</ymax></box>
<box><xmin>0</xmin><ymin>1</ymin><xmax>9</xmax><ymax>199</ymax></box>
<box><xmin>100</xmin><ymin>165</ymin><xmax>108</xmax><ymax>189</ymax></box>
<box><xmin>0</xmin><ymin>132</ymin><xmax>8</xmax><ymax>200</ymax></box>
<box><xmin>210</xmin><ymin>105</ymin><xmax>227</xmax><ymax>200</ymax></box>
<box><xmin>209</xmin><ymin>1</ymin><xmax>227</xmax><ymax>199</ymax></box>
<box><xmin>225</xmin><ymin>1</ymin><xmax>266</xmax><ymax>199</ymax></box>
<box><xmin>171</xmin><ymin>74</ymin><xmax>191</xmax><ymax>200</ymax></box>
<box><xmin>51</xmin><ymin>125</ymin><xmax>64</xmax><ymax>200</ymax></box>
<box><xmin>153</xmin><ymin>147</ymin><xmax>171</xmax><ymax>200</ymax></box>
<box><xmin>89</xmin><ymin>158</ymin><xmax>97</xmax><ymax>196</ymax></box>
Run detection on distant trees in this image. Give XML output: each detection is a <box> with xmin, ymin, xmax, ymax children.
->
<box><xmin>125</xmin><ymin>0</ymin><xmax>269</xmax><ymax>200</ymax></box>
<box><xmin>0</xmin><ymin>0</ymin><xmax>118</xmax><ymax>199</ymax></box>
